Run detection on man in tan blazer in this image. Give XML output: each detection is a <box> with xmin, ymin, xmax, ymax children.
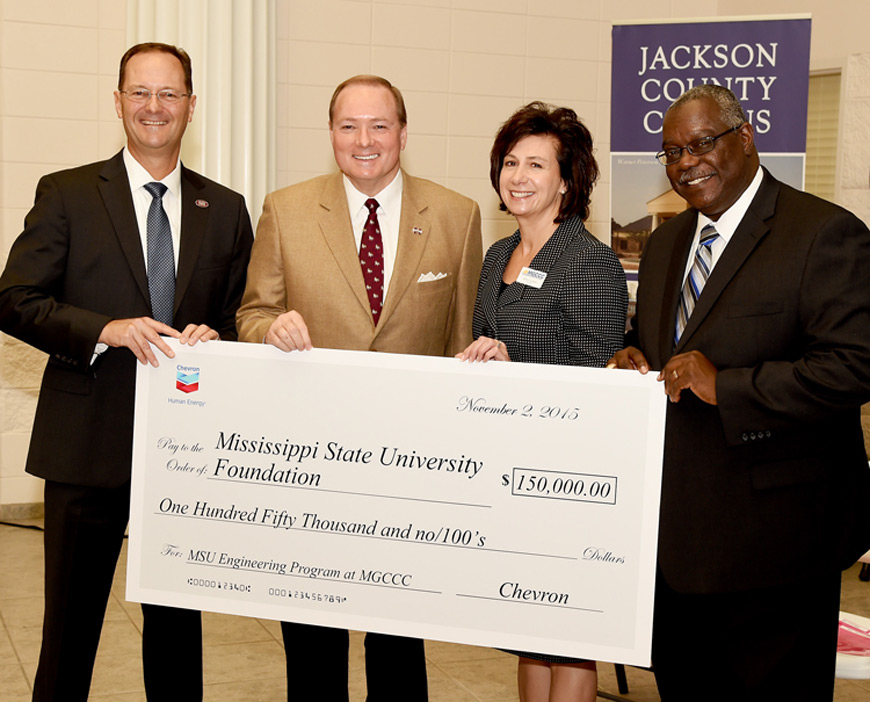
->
<box><xmin>236</xmin><ymin>75</ymin><xmax>482</xmax><ymax>701</ymax></box>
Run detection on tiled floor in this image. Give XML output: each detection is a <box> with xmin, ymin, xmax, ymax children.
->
<box><xmin>1</xmin><ymin>520</ymin><xmax>868</xmax><ymax>701</ymax></box>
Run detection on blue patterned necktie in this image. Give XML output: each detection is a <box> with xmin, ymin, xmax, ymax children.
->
<box><xmin>144</xmin><ymin>181</ymin><xmax>175</xmax><ymax>326</ymax></box>
<box><xmin>675</xmin><ymin>224</ymin><xmax>719</xmax><ymax>344</ymax></box>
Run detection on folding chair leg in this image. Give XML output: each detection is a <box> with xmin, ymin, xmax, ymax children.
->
<box><xmin>615</xmin><ymin>663</ymin><xmax>629</xmax><ymax>694</ymax></box>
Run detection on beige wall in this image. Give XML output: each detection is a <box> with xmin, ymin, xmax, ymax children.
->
<box><xmin>718</xmin><ymin>0</ymin><xmax>870</xmax><ymax>72</ymax></box>
<box><xmin>2</xmin><ymin>0</ymin><xmax>870</xmax><ymax>509</ymax></box>
<box><xmin>839</xmin><ymin>53</ymin><xmax>870</xmax><ymax>228</ymax></box>
<box><xmin>273</xmin><ymin>0</ymin><xmax>720</xmax><ymax>250</ymax></box>
<box><xmin>0</xmin><ymin>0</ymin><xmax>127</xmax><ymax>510</ymax></box>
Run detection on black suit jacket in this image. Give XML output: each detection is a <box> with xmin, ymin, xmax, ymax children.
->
<box><xmin>0</xmin><ymin>151</ymin><xmax>253</xmax><ymax>488</ymax></box>
<box><xmin>629</xmin><ymin>168</ymin><xmax>870</xmax><ymax>593</ymax></box>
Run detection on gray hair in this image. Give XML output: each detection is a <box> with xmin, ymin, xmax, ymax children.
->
<box><xmin>667</xmin><ymin>84</ymin><xmax>747</xmax><ymax>128</ymax></box>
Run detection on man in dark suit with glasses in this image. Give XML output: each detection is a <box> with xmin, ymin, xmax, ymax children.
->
<box><xmin>609</xmin><ymin>84</ymin><xmax>870</xmax><ymax>701</ymax></box>
<box><xmin>0</xmin><ymin>43</ymin><xmax>253</xmax><ymax>701</ymax></box>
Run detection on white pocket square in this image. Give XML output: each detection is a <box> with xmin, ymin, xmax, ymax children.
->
<box><xmin>417</xmin><ymin>271</ymin><xmax>448</xmax><ymax>283</ymax></box>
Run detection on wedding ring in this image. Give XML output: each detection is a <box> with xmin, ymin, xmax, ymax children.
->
<box><xmin>672</xmin><ymin>369</ymin><xmax>679</xmax><ymax>379</ymax></box>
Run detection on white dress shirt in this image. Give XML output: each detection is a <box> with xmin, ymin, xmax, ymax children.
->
<box><xmin>343</xmin><ymin>170</ymin><xmax>403</xmax><ymax>298</ymax></box>
<box><xmin>681</xmin><ymin>165</ymin><xmax>764</xmax><ymax>283</ymax></box>
<box><xmin>123</xmin><ymin>147</ymin><xmax>183</xmax><ymax>272</ymax></box>
<box><xmin>93</xmin><ymin>150</ymin><xmax>184</xmax><ymax>361</ymax></box>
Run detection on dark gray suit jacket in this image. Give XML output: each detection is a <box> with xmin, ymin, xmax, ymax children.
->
<box><xmin>629</xmin><ymin>168</ymin><xmax>870</xmax><ymax>593</ymax></box>
<box><xmin>473</xmin><ymin>215</ymin><xmax>627</xmax><ymax>366</ymax></box>
<box><xmin>0</xmin><ymin>150</ymin><xmax>253</xmax><ymax>487</ymax></box>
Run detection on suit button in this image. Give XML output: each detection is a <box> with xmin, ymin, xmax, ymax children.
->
<box><xmin>749</xmin><ymin>432</ymin><xmax>757</xmax><ymax>440</ymax></box>
<box><xmin>765</xmin><ymin>430</ymin><xmax>772</xmax><ymax>438</ymax></box>
<box><xmin>742</xmin><ymin>433</ymin><xmax>749</xmax><ymax>442</ymax></box>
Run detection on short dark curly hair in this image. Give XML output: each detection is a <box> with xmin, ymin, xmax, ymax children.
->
<box><xmin>490</xmin><ymin>102</ymin><xmax>598</xmax><ymax>223</ymax></box>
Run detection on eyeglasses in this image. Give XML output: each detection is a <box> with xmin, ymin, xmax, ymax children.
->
<box><xmin>655</xmin><ymin>124</ymin><xmax>743</xmax><ymax>166</ymax></box>
<box><xmin>119</xmin><ymin>88</ymin><xmax>191</xmax><ymax>105</ymax></box>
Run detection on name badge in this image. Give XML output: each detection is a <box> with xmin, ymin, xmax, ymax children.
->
<box><xmin>517</xmin><ymin>266</ymin><xmax>547</xmax><ymax>289</ymax></box>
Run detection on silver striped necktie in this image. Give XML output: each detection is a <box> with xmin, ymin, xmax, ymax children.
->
<box><xmin>675</xmin><ymin>224</ymin><xmax>719</xmax><ymax>344</ymax></box>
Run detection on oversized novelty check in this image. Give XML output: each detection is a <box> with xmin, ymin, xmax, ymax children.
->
<box><xmin>128</xmin><ymin>340</ymin><xmax>665</xmax><ymax>665</ymax></box>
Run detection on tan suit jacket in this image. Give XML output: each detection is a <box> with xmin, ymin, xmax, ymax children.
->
<box><xmin>237</xmin><ymin>171</ymin><xmax>482</xmax><ymax>356</ymax></box>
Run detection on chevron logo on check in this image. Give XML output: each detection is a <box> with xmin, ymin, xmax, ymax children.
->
<box><xmin>176</xmin><ymin>367</ymin><xmax>200</xmax><ymax>394</ymax></box>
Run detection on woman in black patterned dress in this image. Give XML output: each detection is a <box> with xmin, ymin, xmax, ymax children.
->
<box><xmin>458</xmin><ymin>103</ymin><xmax>627</xmax><ymax>701</ymax></box>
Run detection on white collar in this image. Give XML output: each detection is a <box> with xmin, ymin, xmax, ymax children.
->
<box><xmin>342</xmin><ymin>170</ymin><xmax>403</xmax><ymax>214</ymax></box>
<box><xmin>695</xmin><ymin>165</ymin><xmax>763</xmax><ymax>241</ymax></box>
<box><xmin>123</xmin><ymin>147</ymin><xmax>182</xmax><ymax>197</ymax></box>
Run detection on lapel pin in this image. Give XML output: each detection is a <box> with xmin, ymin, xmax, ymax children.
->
<box><xmin>195</xmin><ymin>199</ymin><xmax>209</xmax><ymax>208</ymax></box>
<box><xmin>412</xmin><ymin>226</ymin><xmax>423</xmax><ymax>235</ymax></box>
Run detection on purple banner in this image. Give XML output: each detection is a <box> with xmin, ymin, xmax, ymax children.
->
<box><xmin>611</xmin><ymin>18</ymin><xmax>811</xmax><ymax>153</ymax></box>
<box><xmin>609</xmin><ymin>17</ymin><xmax>811</xmax><ymax>319</ymax></box>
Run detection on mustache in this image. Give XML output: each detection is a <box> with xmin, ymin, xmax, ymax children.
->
<box><xmin>678</xmin><ymin>170</ymin><xmax>715</xmax><ymax>185</ymax></box>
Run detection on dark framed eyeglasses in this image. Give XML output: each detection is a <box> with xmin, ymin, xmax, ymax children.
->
<box><xmin>119</xmin><ymin>88</ymin><xmax>191</xmax><ymax>105</ymax></box>
<box><xmin>655</xmin><ymin>124</ymin><xmax>743</xmax><ymax>166</ymax></box>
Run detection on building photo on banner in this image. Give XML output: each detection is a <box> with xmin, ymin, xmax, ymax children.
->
<box><xmin>610</xmin><ymin>15</ymin><xmax>811</xmax><ymax>315</ymax></box>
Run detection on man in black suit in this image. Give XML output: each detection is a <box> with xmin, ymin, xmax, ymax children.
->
<box><xmin>609</xmin><ymin>85</ymin><xmax>870</xmax><ymax>700</ymax></box>
<box><xmin>0</xmin><ymin>43</ymin><xmax>253</xmax><ymax>701</ymax></box>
